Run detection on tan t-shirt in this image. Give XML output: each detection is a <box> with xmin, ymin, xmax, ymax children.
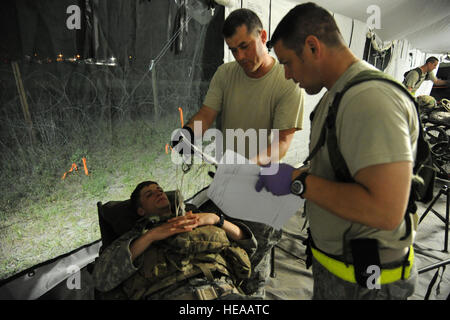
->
<box><xmin>403</xmin><ymin>68</ymin><xmax>437</xmax><ymax>94</ymax></box>
<box><xmin>203</xmin><ymin>58</ymin><xmax>304</xmax><ymax>159</ymax></box>
<box><xmin>306</xmin><ymin>61</ymin><xmax>419</xmax><ymax>257</ymax></box>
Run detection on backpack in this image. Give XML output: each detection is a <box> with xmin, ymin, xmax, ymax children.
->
<box><xmin>306</xmin><ymin>69</ymin><xmax>435</xmax><ymax>237</ymax></box>
<box><xmin>403</xmin><ymin>67</ymin><xmax>423</xmax><ymax>88</ymax></box>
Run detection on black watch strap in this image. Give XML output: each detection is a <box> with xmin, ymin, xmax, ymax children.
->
<box><xmin>298</xmin><ymin>172</ymin><xmax>309</xmax><ymax>198</ymax></box>
<box><xmin>215</xmin><ymin>213</ymin><xmax>224</xmax><ymax>228</ymax></box>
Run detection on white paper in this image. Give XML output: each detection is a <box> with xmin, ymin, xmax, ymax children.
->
<box><xmin>207</xmin><ymin>151</ymin><xmax>304</xmax><ymax>230</ymax></box>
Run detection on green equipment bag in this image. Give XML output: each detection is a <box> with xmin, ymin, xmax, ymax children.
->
<box><xmin>403</xmin><ymin>67</ymin><xmax>423</xmax><ymax>88</ymax></box>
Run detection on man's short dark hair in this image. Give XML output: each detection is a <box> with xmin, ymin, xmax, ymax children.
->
<box><xmin>268</xmin><ymin>2</ymin><xmax>343</xmax><ymax>56</ymax></box>
<box><xmin>426</xmin><ymin>56</ymin><xmax>439</xmax><ymax>64</ymax></box>
<box><xmin>222</xmin><ymin>8</ymin><xmax>263</xmax><ymax>38</ymax></box>
<box><xmin>130</xmin><ymin>180</ymin><xmax>157</xmax><ymax>213</ymax></box>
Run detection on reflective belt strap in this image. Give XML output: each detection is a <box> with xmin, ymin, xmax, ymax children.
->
<box><xmin>311</xmin><ymin>245</ymin><xmax>414</xmax><ymax>285</ymax></box>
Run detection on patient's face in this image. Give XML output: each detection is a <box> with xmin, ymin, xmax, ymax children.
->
<box><xmin>137</xmin><ymin>183</ymin><xmax>171</xmax><ymax>216</ymax></box>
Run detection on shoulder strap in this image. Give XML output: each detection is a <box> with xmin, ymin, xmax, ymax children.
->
<box><xmin>306</xmin><ymin>69</ymin><xmax>419</xmax><ymax>182</ymax></box>
<box><xmin>414</xmin><ymin>67</ymin><xmax>423</xmax><ymax>86</ymax></box>
<box><xmin>306</xmin><ymin>69</ymin><xmax>427</xmax><ymax>241</ymax></box>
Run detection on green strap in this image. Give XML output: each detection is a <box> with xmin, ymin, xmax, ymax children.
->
<box><xmin>308</xmin><ymin>69</ymin><xmax>418</xmax><ymax>181</ymax></box>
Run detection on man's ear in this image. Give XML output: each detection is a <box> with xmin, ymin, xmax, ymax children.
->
<box><xmin>137</xmin><ymin>207</ymin><xmax>145</xmax><ymax>217</ymax></box>
<box><xmin>260</xmin><ymin>29</ymin><xmax>268</xmax><ymax>45</ymax></box>
<box><xmin>305</xmin><ymin>35</ymin><xmax>319</xmax><ymax>53</ymax></box>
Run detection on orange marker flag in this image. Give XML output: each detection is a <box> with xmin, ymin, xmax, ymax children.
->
<box><xmin>82</xmin><ymin>157</ymin><xmax>89</xmax><ymax>176</ymax></box>
<box><xmin>164</xmin><ymin>107</ymin><xmax>184</xmax><ymax>155</ymax></box>
<box><xmin>62</xmin><ymin>163</ymin><xmax>78</xmax><ymax>180</ymax></box>
<box><xmin>178</xmin><ymin>107</ymin><xmax>184</xmax><ymax>127</ymax></box>
<box><xmin>165</xmin><ymin>144</ymin><xmax>173</xmax><ymax>154</ymax></box>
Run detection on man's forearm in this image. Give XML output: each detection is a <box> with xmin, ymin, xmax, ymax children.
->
<box><xmin>222</xmin><ymin>220</ymin><xmax>246</xmax><ymax>241</ymax></box>
<box><xmin>294</xmin><ymin>162</ymin><xmax>411</xmax><ymax>230</ymax></box>
<box><xmin>254</xmin><ymin>141</ymin><xmax>288</xmax><ymax>165</ymax></box>
<box><xmin>129</xmin><ymin>231</ymin><xmax>155</xmax><ymax>261</ymax></box>
<box><xmin>435</xmin><ymin>79</ymin><xmax>449</xmax><ymax>86</ymax></box>
<box><xmin>185</xmin><ymin>105</ymin><xmax>218</xmax><ymax>137</ymax></box>
<box><xmin>303</xmin><ymin>175</ymin><xmax>402</xmax><ymax>230</ymax></box>
<box><xmin>254</xmin><ymin>128</ymin><xmax>295</xmax><ymax>165</ymax></box>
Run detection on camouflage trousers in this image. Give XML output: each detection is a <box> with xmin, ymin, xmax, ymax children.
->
<box><xmin>311</xmin><ymin>257</ymin><xmax>418</xmax><ymax>300</ymax></box>
<box><xmin>236</xmin><ymin>220</ymin><xmax>282</xmax><ymax>297</ymax></box>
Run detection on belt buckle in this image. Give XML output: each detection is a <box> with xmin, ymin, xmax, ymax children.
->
<box><xmin>195</xmin><ymin>286</ymin><xmax>218</xmax><ymax>300</ymax></box>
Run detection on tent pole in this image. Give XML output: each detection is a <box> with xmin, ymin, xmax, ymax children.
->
<box><xmin>11</xmin><ymin>61</ymin><xmax>36</xmax><ymax>145</ymax></box>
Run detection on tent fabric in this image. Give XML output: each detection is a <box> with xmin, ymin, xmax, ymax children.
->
<box><xmin>0</xmin><ymin>240</ymin><xmax>101</xmax><ymax>300</ymax></box>
<box><xmin>310</xmin><ymin>0</ymin><xmax>450</xmax><ymax>54</ymax></box>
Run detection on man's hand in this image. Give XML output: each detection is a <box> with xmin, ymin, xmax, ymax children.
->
<box><xmin>169</xmin><ymin>211</ymin><xmax>246</xmax><ymax>241</ymax></box>
<box><xmin>147</xmin><ymin>214</ymin><xmax>199</xmax><ymax>241</ymax></box>
<box><xmin>168</xmin><ymin>211</ymin><xmax>218</xmax><ymax>228</ymax></box>
<box><xmin>255</xmin><ymin>163</ymin><xmax>295</xmax><ymax>195</ymax></box>
<box><xmin>130</xmin><ymin>214</ymin><xmax>198</xmax><ymax>261</ymax></box>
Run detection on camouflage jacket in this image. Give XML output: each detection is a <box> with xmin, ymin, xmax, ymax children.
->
<box><xmin>92</xmin><ymin>214</ymin><xmax>257</xmax><ymax>295</ymax></box>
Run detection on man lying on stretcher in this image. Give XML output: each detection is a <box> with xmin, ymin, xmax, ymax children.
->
<box><xmin>92</xmin><ymin>180</ymin><xmax>258</xmax><ymax>300</ymax></box>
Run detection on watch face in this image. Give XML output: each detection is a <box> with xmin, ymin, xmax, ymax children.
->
<box><xmin>290</xmin><ymin>180</ymin><xmax>304</xmax><ymax>195</ymax></box>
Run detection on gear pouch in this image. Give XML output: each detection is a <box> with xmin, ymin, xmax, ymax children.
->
<box><xmin>350</xmin><ymin>238</ymin><xmax>381</xmax><ymax>288</ymax></box>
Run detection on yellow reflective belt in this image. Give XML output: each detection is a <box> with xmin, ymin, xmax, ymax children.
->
<box><xmin>311</xmin><ymin>245</ymin><xmax>414</xmax><ymax>285</ymax></box>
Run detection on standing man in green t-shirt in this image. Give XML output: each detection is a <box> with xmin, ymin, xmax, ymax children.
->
<box><xmin>403</xmin><ymin>56</ymin><xmax>449</xmax><ymax>96</ymax></box>
<box><xmin>257</xmin><ymin>3</ymin><xmax>419</xmax><ymax>300</ymax></box>
<box><xmin>178</xmin><ymin>8</ymin><xmax>304</xmax><ymax>165</ymax></box>
<box><xmin>172</xmin><ymin>8</ymin><xmax>304</xmax><ymax>298</ymax></box>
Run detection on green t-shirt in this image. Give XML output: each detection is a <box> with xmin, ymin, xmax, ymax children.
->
<box><xmin>203</xmin><ymin>58</ymin><xmax>304</xmax><ymax>159</ymax></box>
<box><xmin>307</xmin><ymin>61</ymin><xmax>419</xmax><ymax>259</ymax></box>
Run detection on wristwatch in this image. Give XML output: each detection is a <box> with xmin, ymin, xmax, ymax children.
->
<box><xmin>290</xmin><ymin>172</ymin><xmax>309</xmax><ymax>198</ymax></box>
<box><xmin>215</xmin><ymin>213</ymin><xmax>224</xmax><ymax>228</ymax></box>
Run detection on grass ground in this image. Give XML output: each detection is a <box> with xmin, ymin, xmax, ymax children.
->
<box><xmin>0</xmin><ymin>115</ymin><xmax>214</xmax><ymax>280</ymax></box>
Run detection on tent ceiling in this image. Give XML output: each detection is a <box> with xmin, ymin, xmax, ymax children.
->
<box><xmin>286</xmin><ymin>0</ymin><xmax>450</xmax><ymax>54</ymax></box>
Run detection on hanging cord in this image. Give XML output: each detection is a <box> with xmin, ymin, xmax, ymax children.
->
<box><xmin>366</xmin><ymin>30</ymin><xmax>393</xmax><ymax>52</ymax></box>
<box><xmin>175</xmin><ymin>162</ymin><xmax>187</xmax><ymax>216</ymax></box>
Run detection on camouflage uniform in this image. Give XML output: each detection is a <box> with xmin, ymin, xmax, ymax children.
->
<box><xmin>417</xmin><ymin>95</ymin><xmax>437</xmax><ymax>112</ymax></box>
<box><xmin>199</xmin><ymin>200</ymin><xmax>281</xmax><ymax>297</ymax></box>
<box><xmin>92</xmin><ymin>214</ymin><xmax>257</xmax><ymax>300</ymax></box>
<box><xmin>237</xmin><ymin>221</ymin><xmax>282</xmax><ymax>297</ymax></box>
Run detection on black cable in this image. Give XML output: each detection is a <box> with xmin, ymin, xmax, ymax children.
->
<box><xmin>348</xmin><ymin>19</ymin><xmax>354</xmax><ymax>48</ymax></box>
